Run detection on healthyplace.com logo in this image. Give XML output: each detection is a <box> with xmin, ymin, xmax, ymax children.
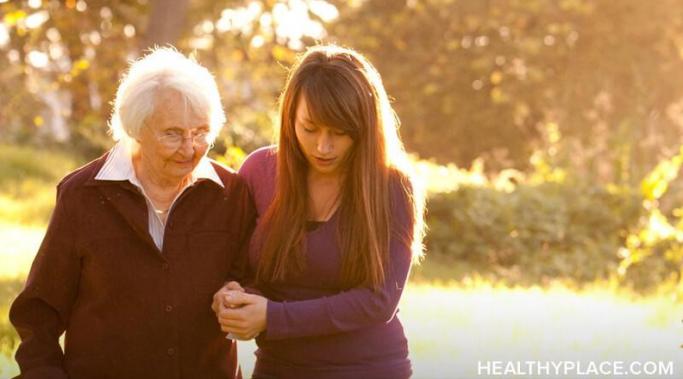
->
<box><xmin>478</xmin><ymin>360</ymin><xmax>674</xmax><ymax>377</ymax></box>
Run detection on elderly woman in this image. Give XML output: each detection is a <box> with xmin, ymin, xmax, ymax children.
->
<box><xmin>9</xmin><ymin>48</ymin><xmax>254</xmax><ymax>379</ymax></box>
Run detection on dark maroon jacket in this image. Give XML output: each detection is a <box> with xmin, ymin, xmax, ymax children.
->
<box><xmin>9</xmin><ymin>153</ymin><xmax>256</xmax><ymax>379</ymax></box>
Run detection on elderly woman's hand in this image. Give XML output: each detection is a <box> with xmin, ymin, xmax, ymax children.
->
<box><xmin>217</xmin><ymin>292</ymin><xmax>268</xmax><ymax>340</ymax></box>
<box><xmin>211</xmin><ymin>281</ymin><xmax>245</xmax><ymax>315</ymax></box>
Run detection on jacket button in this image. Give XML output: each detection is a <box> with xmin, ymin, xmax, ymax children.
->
<box><xmin>165</xmin><ymin>305</ymin><xmax>173</xmax><ymax>312</ymax></box>
<box><xmin>167</xmin><ymin>347</ymin><xmax>175</xmax><ymax>356</ymax></box>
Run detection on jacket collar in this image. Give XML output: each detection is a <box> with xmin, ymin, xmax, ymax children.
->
<box><xmin>92</xmin><ymin>141</ymin><xmax>224</xmax><ymax>189</ymax></box>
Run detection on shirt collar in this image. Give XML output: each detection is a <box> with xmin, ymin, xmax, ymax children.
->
<box><xmin>95</xmin><ymin>142</ymin><xmax>224</xmax><ymax>188</ymax></box>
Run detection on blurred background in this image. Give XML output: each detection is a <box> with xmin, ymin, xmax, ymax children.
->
<box><xmin>1</xmin><ymin>0</ymin><xmax>682</xmax><ymax>378</ymax></box>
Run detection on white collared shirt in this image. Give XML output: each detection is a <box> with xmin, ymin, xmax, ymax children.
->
<box><xmin>95</xmin><ymin>142</ymin><xmax>224</xmax><ymax>250</ymax></box>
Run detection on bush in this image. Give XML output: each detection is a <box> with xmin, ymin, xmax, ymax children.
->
<box><xmin>425</xmin><ymin>182</ymin><xmax>644</xmax><ymax>285</ymax></box>
<box><xmin>0</xmin><ymin>144</ymin><xmax>78</xmax><ymax>184</ymax></box>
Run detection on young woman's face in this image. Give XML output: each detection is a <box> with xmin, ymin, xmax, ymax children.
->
<box><xmin>294</xmin><ymin>97</ymin><xmax>354</xmax><ymax>177</ymax></box>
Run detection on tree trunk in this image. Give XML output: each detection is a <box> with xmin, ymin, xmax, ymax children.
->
<box><xmin>142</xmin><ymin>0</ymin><xmax>190</xmax><ymax>49</ymax></box>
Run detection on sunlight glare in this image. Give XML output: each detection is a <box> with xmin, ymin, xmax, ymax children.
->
<box><xmin>309</xmin><ymin>0</ymin><xmax>339</xmax><ymax>23</ymax></box>
<box><xmin>48</xmin><ymin>43</ymin><xmax>65</xmax><ymax>60</ymax></box>
<box><xmin>0</xmin><ymin>24</ymin><xmax>8</xmax><ymax>48</ymax></box>
<box><xmin>25</xmin><ymin>10</ymin><xmax>49</xmax><ymax>29</ymax></box>
<box><xmin>273</xmin><ymin>0</ymin><xmax>327</xmax><ymax>47</ymax></box>
<box><xmin>123</xmin><ymin>24</ymin><xmax>135</xmax><ymax>38</ymax></box>
<box><xmin>27</xmin><ymin>50</ymin><xmax>49</xmax><ymax>68</ymax></box>
<box><xmin>216</xmin><ymin>3</ymin><xmax>262</xmax><ymax>35</ymax></box>
<box><xmin>46</xmin><ymin>27</ymin><xmax>61</xmax><ymax>42</ymax></box>
<box><xmin>76</xmin><ymin>0</ymin><xmax>87</xmax><ymax>12</ymax></box>
<box><xmin>251</xmin><ymin>35</ymin><xmax>265</xmax><ymax>48</ymax></box>
<box><xmin>0</xmin><ymin>223</ymin><xmax>44</xmax><ymax>279</ymax></box>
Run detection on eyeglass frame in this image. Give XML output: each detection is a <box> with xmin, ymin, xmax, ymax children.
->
<box><xmin>154</xmin><ymin>126</ymin><xmax>213</xmax><ymax>150</ymax></box>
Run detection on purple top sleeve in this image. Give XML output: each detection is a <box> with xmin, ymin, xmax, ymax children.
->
<box><xmin>265</xmin><ymin>230</ymin><xmax>412</xmax><ymax>340</ymax></box>
<box><xmin>238</xmin><ymin>146</ymin><xmax>415</xmax><ymax>341</ymax></box>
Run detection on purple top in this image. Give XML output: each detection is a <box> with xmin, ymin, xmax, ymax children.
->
<box><xmin>238</xmin><ymin>146</ymin><xmax>414</xmax><ymax>379</ymax></box>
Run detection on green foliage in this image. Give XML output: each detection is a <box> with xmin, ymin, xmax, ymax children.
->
<box><xmin>3</xmin><ymin>0</ymin><xmax>683</xmax><ymax>195</ymax></box>
<box><xmin>641</xmin><ymin>147</ymin><xmax>683</xmax><ymax>201</ymax></box>
<box><xmin>0</xmin><ymin>0</ymin><xmax>323</xmax><ymax>155</ymax></box>
<box><xmin>0</xmin><ymin>1</ymin><xmax>144</xmax><ymax>151</ymax></box>
<box><xmin>330</xmin><ymin>0</ymin><xmax>683</xmax><ymax>180</ymax></box>
<box><xmin>213</xmin><ymin>144</ymin><xmax>248</xmax><ymax>171</ymax></box>
<box><xmin>422</xmin><ymin>143</ymin><xmax>683</xmax><ymax>293</ymax></box>
<box><xmin>426</xmin><ymin>181</ymin><xmax>643</xmax><ymax>285</ymax></box>
<box><xmin>2</xmin><ymin>0</ymin><xmax>683</xmax><ymax>191</ymax></box>
<box><xmin>618</xmin><ymin>146</ymin><xmax>683</xmax><ymax>291</ymax></box>
<box><xmin>0</xmin><ymin>144</ymin><xmax>78</xmax><ymax>184</ymax></box>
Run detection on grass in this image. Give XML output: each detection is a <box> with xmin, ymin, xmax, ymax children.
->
<box><xmin>0</xmin><ymin>224</ymin><xmax>44</xmax><ymax>279</ymax></box>
<box><xmin>401</xmin><ymin>282</ymin><xmax>682</xmax><ymax>378</ymax></box>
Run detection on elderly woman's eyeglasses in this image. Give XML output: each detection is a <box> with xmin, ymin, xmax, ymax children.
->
<box><xmin>156</xmin><ymin>129</ymin><xmax>211</xmax><ymax>149</ymax></box>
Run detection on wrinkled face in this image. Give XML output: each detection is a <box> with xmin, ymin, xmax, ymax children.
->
<box><xmin>294</xmin><ymin>96</ymin><xmax>354</xmax><ymax>177</ymax></box>
<box><xmin>136</xmin><ymin>90</ymin><xmax>210</xmax><ymax>183</ymax></box>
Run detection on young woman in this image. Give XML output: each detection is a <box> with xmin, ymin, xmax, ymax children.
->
<box><xmin>213</xmin><ymin>44</ymin><xmax>425</xmax><ymax>379</ymax></box>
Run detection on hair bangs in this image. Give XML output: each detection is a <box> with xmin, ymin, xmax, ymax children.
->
<box><xmin>299</xmin><ymin>68</ymin><xmax>361</xmax><ymax>139</ymax></box>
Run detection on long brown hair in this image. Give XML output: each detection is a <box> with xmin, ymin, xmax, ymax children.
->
<box><xmin>256</xmin><ymin>45</ymin><xmax>425</xmax><ymax>291</ymax></box>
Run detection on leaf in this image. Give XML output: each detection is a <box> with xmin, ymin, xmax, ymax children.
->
<box><xmin>640</xmin><ymin>152</ymin><xmax>682</xmax><ymax>200</ymax></box>
<box><xmin>3</xmin><ymin>10</ymin><xmax>27</xmax><ymax>27</ymax></box>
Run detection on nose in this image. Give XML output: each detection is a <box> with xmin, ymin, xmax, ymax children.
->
<box><xmin>316</xmin><ymin>132</ymin><xmax>333</xmax><ymax>155</ymax></box>
<box><xmin>178</xmin><ymin>135</ymin><xmax>195</xmax><ymax>156</ymax></box>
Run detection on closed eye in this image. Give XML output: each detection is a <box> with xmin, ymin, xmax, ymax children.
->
<box><xmin>163</xmin><ymin>129</ymin><xmax>183</xmax><ymax>137</ymax></box>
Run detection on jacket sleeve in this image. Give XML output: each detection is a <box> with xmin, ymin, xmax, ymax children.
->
<box><xmin>9</xmin><ymin>183</ymin><xmax>81</xmax><ymax>379</ymax></box>
<box><xmin>262</xmin><ymin>181</ymin><xmax>416</xmax><ymax>340</ymax></box>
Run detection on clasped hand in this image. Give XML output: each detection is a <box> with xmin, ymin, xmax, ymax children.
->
<box><xmin>211</xmin><ymin>281</ymin><xmax>267</xmax><ymax>340</ymax></box>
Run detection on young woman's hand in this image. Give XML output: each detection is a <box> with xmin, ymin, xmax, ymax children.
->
<box><xmin>217</xmin><ymin>292</ymin><xmax>268</xmax><ymax>340</ymax></box>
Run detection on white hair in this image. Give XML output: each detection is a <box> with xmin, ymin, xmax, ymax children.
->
<box><xmin>108</xmin><ymin>47</ymin><xmax>226</xmax><ymax>142</ymax></box>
